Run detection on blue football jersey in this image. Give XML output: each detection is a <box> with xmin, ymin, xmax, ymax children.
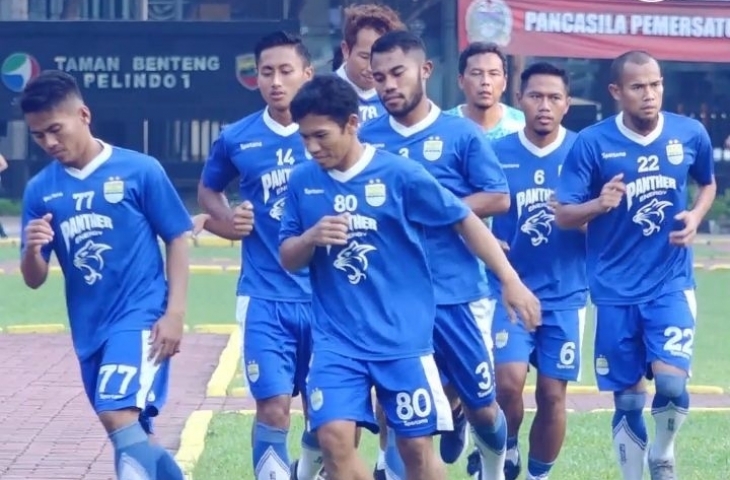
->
<box><xmin>444</xmin><ymin>103</ymin><xmax>525</xmax><ymax>141</ymax></box>
<box><xmin>359</xmin><ymin>104</ymin><xmax>509</xmax><ymax>305</ymax></box>
<box><xmin>490</xmin><ymin>128</ymin><xmax>588</xmax><ymax>309</ymax></box>
<box><xmin>20</xmin><ymin>142</ymin><xmax>193</xmax><ymax>360</ymax></box>
<box><xmin>279</xmin><ymin>145</ymin><xmax>471</xmax><ymax>360</ymax></box>
<box><xmin>556</xmin><ymin>112</ymin><xmax>715</xmax><ymax>304</ymax></box>
<box><xmin>336</xmin><ymin>65</ymin><xmax>386</xmax><ymax>124</ymax></box>
<box><xmin>201</xmin><ymin>108</ymin><xmax>311</xmax><ymax>301</ymax></box>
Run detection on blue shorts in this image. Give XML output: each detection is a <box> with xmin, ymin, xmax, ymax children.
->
<box><xmin>492</xmin><ymin>303</ymin><xmax>586</xmax><ymax>382</ymax></box>
<box><xmin>79</xmin><ymin>329</ymin><xmax>168</xmax><ymax>433</ymax></box>
<box><xmin>238</xmin><ymin>296</ymin><xmax>312</xmax><ymax>400</ymax></box>
<box><xmin>433</xmin><ymin>298</ymin><xmax>497</xmax><ymax>409</ymax></box>
<box><xmin>306</xmin><ymin>349</ymin><xmax>453</xmax><ymax>438</ymax></box>
<box><xmin>594</xmin><ymin>289</ymin><xmax>697</xmax><ymax>392</ymax></box>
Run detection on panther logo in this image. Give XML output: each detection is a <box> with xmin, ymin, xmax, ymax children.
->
<box><xmin>521</xmin><ymin>209</ymin><xmax>554</xmax><ymax>246</ymax></box>
<box><xmin>632</xmin><ymin>198</ymin><xmax>673</xmax><ymax>236</ymax></box>
<box><xmin>73</xmin><ymin>239</ymin><xmax>112</xmax><ymax>285</ymax></box>
<box><xmin>333</xmin><ymin>240</ymin><xmax>377</xmax><ymax>285</ymax></box>
<box><xmin>269</xmin><ymin>197</ymin><xmax>285</xmax><ymax>221</ymax></box>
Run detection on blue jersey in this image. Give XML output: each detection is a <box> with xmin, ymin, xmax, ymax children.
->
<box><xmin>556</xmin><ymin>112</ymin><xmax>715</xmax><ymax>304</ymax></box>
<box><xmin>359</xmin><ymin>104</ymin><xmax>509</xmax><ymax>305</ymax></box>
<box><xmin>336</xmin><ymin>65</ymin><xmax>386</xmax><ymax>124</ymax></box>
<box><xmin>201</xmin><ymin>108</ymin><xmax>311</xmax><ymax>301</ymax></box>
<box><xmin>20</xmin><ymin>142</ymin><xmax>192</xmax><ymax>360</ymax></box>
<box><xmin>279</xmin><ymin>145</ymin><xmax>471</xmax><ymax>360</ymax></box>
<box><xmin>490</xmin><ymin>128</ymin><xmax>588</xmax><ymax>309</ymax></box>
<box><xmin>444</xmin><ymin>103</ymin><xmax>525</xmax><ymax>141</ymax></box>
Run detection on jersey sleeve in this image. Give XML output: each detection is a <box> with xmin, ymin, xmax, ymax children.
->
<box><xmin>556</xmin><ymin>134</ymin><xmax>597</xmax><ymax>205</ymax></box>
<box><xmin>201</xmin><ymin>132</ymin><xmax>238</xmax><ymax>192</ymax></box>
<box><xmin>404</xmin><ymin>163</ymin><xmax>471</xmax><ymax>227</ymax></box>
<box><xmin>460</xmin><ymin>130</ymin><xmax>509</xmax><ymax>193</ymax></box>
<box><xmin>20</xmin><ymin>180</ymin><xmax>53</xmax><ymax>262</ymax></box>
<box><xmin>689</xmin><ymin>124</ymin><xmax>715</xmax><ymax>186</ymax></box>
<box><xmin>279</xmin><ymin>166</ymin><xmax>305</xmax><ymax>244</ymax></box>
<box><xmin>141</xmin><ymin>159</ymin><xmax>193</xmax><ymax>243</ymax></box>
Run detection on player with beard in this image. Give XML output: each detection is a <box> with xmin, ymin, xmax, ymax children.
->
<box><xmin>556</xmin><ymin>50</ymin><xmax>716</xmax><ymax>480</ymax></box>
<box><xmin>360</xmin><ymin>30</ymin><xmax>540</xmax><ymax>480</ymax></box>
<box><xmin>445</xmin><ymin>42</ymin><xmax>524</xmax><ymax>141</ymax></box>
<box><xmin>335</xmin><ymin>3</ymin><xmax>405</xmax><ymax>124</ymax></box>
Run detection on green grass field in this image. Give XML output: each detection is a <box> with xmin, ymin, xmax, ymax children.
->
<box><xmin>1</xmin><ymin>244</ymin><xmax>729</xmax><ymax>478</ymax></box>
<box><xmin>194</xmin><ymin>411</ymin><xmax>730</xmax><ymax>480</ymax></box>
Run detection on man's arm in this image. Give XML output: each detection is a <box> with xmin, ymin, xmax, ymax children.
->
<box><xmin>278</xmin><ymin>173</ymin><xmax>312</xmax><ymax>272</ymax></box>
<box><xmin>460</xmin><ymin>129</ymin><xmax>510</xmax><ymax>217</ymax></box>
<box><xmin>0</xmin><ymin>154</ymin><xmax>8</xmax><ymax>174</ymax></box>
<box><xmin>198</xmin><ymin>135</ymin><xmax>244</xmax><ymax>241</ymax></box>
<box><xmin>163</xmin><ymin>234</ymin><xmax>190</xmax><ymax>320</ymax></box>
<box><xmin>554</xmin><ymin>135</ymin><xmax>605</xmax><ymax>229</ymax></box>
<box><xmin>455</xmin><ymin>213</ymin><xmax>519</xmax><ymax>284</ymax></box>
<box><xmin>20</xmin><ymin>184</ymin><xmax>53</xmax><ymax>289</ymax></box>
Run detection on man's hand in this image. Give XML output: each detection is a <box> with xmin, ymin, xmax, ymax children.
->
<box><xmin>24</xmin><ymin>213</ymin><xmax>54</xmax><ymax>254</ymax></box>
<box><xmin>191</xmin><ymin>214</ymin><xmax>210</xmax><ymax>236</ymax></box>
<box><xmin>501</xmin><ymin>277</ymin><xmax>541</xmax><ymax>332</ymax></box>
<box><xmin>598</xmin><ymin>173</ymin><xmax>626</xmax><ymax>212</ymax></box>
<box><xmin>670</xmin><ymin>210</ymin><xmax>701</xmax><ymax>246</ymax></box>
<box><xmin>233</xmin><ymin>201</ymin><xmax>254</xmax><ymax>237</ymax></box>
<box><xmin>306</xmin><ymin>214</ymin><xmax>350</xmax><ymax>247</ymax></box>
<box><xmin>148</xmin><ymin>313</ymin><xmax>184</xmax><ymax>365</ymax></box>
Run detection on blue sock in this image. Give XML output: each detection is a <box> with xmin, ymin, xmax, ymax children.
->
<box><xmin>109</xmin><ymin>421</ymin><xmax>183</xmax><ymax>480</ymax></box>
<box><xmin>252</xmin><ymin>421</ymin><xmax>290</xmax><ymax>479</ymax></box>
<box><xmin>384</xmin><ymin>427</ymin><xmax>406</xmax><ymax>480</ymax></box>
<box><xmin>472</xmin><ymin>408</ymin><xmax>507</xmax><ymax>454</ymax></box>
<box><xmin>527</xmin><ymin>457</ymin><xmax>553</xmax><ymax>478</ymax></box>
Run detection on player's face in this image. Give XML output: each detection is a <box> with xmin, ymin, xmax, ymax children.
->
<box><xmin>342</xmin><ymin>27</ymin><xmax>381</xmax><ymax>91</ymax></box>
<box><xmin>518</xmin><ymin>74</ymin><xmax>570</xmax><ymax>136</ymax></box>
<box><xmin>25</xmin><ymin>100</ymin><xmax>92</xmax><ymax>165</ymax></box>
<box><xmin>257</xmin><ymin>46</ymin><xmax>313</xmax><ymax>111</ymax></box>
<box><xmin>297</xmin><ymin>113</ymin><xmax>359</xmax><ymax>170</ymax></box>
<box><xmin>609</xmin><ymin>60</ymin><xmax>663</xmax><ymax>125</ymax></box>
<box><xmin>458</xmin><ymin>53</ymin><xmax>506</xmax><ymax>110</ymax></box>
<box><xmin>371</xmin><ymin>48</ymin><xmax>432</xmax><ymax>118</ymax></box>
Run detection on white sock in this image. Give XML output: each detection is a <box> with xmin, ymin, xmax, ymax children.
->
<box><xmin>650</xmin><ymin>402</ymin><xmax>688</xmax><ymax>461</ymax></box>
<box><xmin>505</xmin><ymin>445</ymin><xmax>520</xmax><ymax>464</ymax></box>
<box><xmin>526</xmin><ymin>474</ymin><xmax>548</xmax><ymax>480</ymax></box>
<box><xmin>376</xmin><ymin>448</ymin><xmax>386</xmax><ymax>469</ymax></box>
<box><xmin>473</xmin><ymin>434</ymin><xmax>506</xmax><ymax>480</ymax></box>
<box><xmin>612</xmin><ymin>417</ymin><xmax>647</xmax><ymax>480</ymax></box>
<box><xmin>296</xmin><ymin>446</ymin><xmax>323</xmax><ymax>480</ymax></box>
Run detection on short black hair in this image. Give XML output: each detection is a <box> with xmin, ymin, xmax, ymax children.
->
<box><xmin>20</xmin><ymin>70</ymin><xmax>82</xmax><ymax>114</ymax></box>
<box><xmin>610</xmin><ymin>50</ymin><xmax>656</xmax><ymax>84</ymax></box>
<box><xmin>371</xmin><ymin>30</ymin><xmax>426</xmax><ymax>56</ymax></box>
<box><xmin>520</xmin><ymin>62</ymin><xmax>570</xmax><ymax>93</ymax></box>
<box><xmin>458</xmin><ymin>42</ymin><xmax>507</xmax><ymax>75</ymax></box>
<box><xmin>254</xmin><ymin>30</ymin><xmax>312</xmax><ymax>67</ymax></box>
<box><xmin>290</xmin><ymin>75</ymin><xmax>358</xmax><ymax>127</ymax></box>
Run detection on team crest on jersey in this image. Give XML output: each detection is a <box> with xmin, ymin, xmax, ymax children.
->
<box><xmin>422</xmin><ymin>136</ymin><xmax>443</xmax><ymax>161</ymax></box>
<box><xmin>632</xmin><ymin>198</ymin><xmax>673</xmax><ymax>236</ymax></box>
<box><xmin>521</xmin><ymin>209</ymin><xmax>554</xmax><ymax>246</ymax></box>
<box><xmin>665</xmin><ymin>139</ymin><xmax>684</xmax><ymax>165</ymax></box>
<box><xmin>246</xmin><ymin>361</ymin><xmax>260</xmax><ymax>383</ymax></box>
<box><xmin>73</xmin><ymin>239</ymin><xmax>112</xmax><ymax>285</ymax></box>
<box><xmin>103</xmin><ymin>177</ymin><xmax>124</xmax><ymax>204</ymax></box>
<box><xmin>334</xmin><ymin>240</ymin><xmax>377</xmax><ymax>285</ymax></box>
<box><xmin>309</xmin><ymin>388</ymin><xmax>324</xmax><ymax>411</ymax></box>
<box><xmin>494</xmin><ymin>330</ymin><xmax>509</xmax><ymax>349</ymax></box>
<box><xmin>364</xmin><ymin>180</ymin><xmax>386</xmax><ymax>207</ymax></box>
<box><xmin>269</xmin><ymin>198</ymin><xmax>286</xmax><ymax>221</ymax></box>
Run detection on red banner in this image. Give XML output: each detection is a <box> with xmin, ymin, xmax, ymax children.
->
<box><xmin>458</xmin><ymin>0</ymin><xmax>730</xmax><ymax>62</ymax></box>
